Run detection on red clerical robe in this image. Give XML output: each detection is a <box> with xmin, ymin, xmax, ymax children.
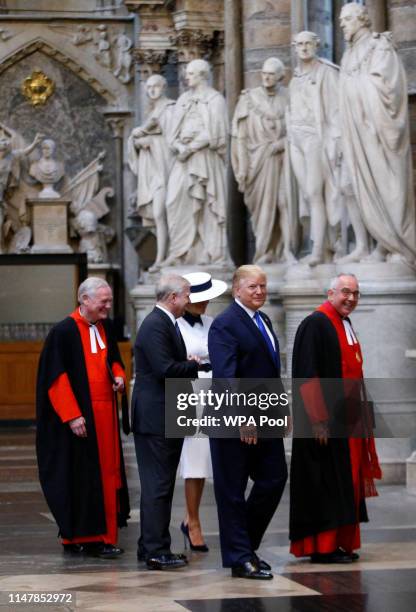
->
<box><xmin>290</xmin><ymin>301</ymin><xmax>381</xmax><ymax>556</ymax></box>
<box><xmin>48</xmin><ymin>309</ymin><xmax>125</xmax><ymax>545</ymax></box>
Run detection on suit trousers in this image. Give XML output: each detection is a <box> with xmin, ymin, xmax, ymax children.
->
<box><xmin>210</xmin><ymin>437</ymin><xmax>287</xmax><ymax>567</ymax></box>
<box><xmin>134</xmin><ymin>433</ymin><xmax>183</xmax><ymax>558</ymax></box>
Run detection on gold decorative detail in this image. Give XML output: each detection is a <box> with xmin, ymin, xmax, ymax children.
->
<box><xmin>21</xmin><ymin>70</ymin><xmax>55</xmax><ymax>107</ymax></box>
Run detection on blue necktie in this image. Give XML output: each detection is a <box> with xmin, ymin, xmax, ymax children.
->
<box><xmin>254</xmin><ymin>311</ymin><xmax>280</xmax><ymax>370</ymax></box>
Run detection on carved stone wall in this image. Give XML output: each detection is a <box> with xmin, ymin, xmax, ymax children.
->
<box><xmin>242</xmin><ymin>0</ymin><xmax>291</xmax><ymax>87</ymax></box>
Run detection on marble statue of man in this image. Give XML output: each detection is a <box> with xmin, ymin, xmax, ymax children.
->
<box><xmin>164</xmin><ymin>59</ymin><xmax>229</xmax><ymax>266</ymax></box>
<box><xmin>0</xmin><ymin>128</ymin><xmax>42</xmax><ymax>253</ymax></box>
<box><xmin>287</xmin><ymin>31</ymin><xmax>342</xmax><ymax>266</ymax></box>
<box><xmin>339</xmin><ymin>3</ymin><xmax>415</xmax><ymax>265</ymax></box>
<box><xmin>231</xmin><ymin>57</ymin><xmax>296</xmax><ymax>264</ymax></box>
<box><xmin>29</xmin><ymin>138</ymin><xmax>65</xmax><ymax>198</ymax></box>
<box><xmin>127</xmin><ymin>74</ymin><xmax>175</xmax><ymax>268</ymax></box>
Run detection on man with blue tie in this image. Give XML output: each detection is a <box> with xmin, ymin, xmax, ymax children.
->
<box><xmin>208</xmin><ymin>265</ymin><xmax>289</xmax><ymax>579</ymax></box>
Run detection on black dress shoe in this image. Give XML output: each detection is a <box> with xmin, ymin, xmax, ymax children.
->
<box><xmin>310</xmin><ymin>551</ymin><xmax>353</xmax><ymax>564</ymax></box>
<box><xmin>253</xmin><ymin>554</ymin><xmax>272</xmax><ymax>571</ymax></box>
<box><xmin>337</xmin><ymin>547</ymin><xmax>360</xmax><ymax>561</ymax></box>
<box><xmin>231</xmin><ymin>561</ymin><xmax>273</xmax><ymax>580</ymax></box>
<box><xmin>146</xmin><ymin>553</ymin><xmax>188</xmax><ymax>570</ymax></box>
<box><xmin>63</xmin><ymin>544</ymin><xmax>87</xmax><ymax>554</ymax></box>
<box><xmin>92</xmin><ymin>544</ymin><xmax>124</xmax><ymax>559</ymax></box>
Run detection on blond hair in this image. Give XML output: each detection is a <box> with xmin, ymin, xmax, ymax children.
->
<box><xmin>232</xmin><ymin>265</ymin><xmax>266</xmax><ymax>291</ymax></box>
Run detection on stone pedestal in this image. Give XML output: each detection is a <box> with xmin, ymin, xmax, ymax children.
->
<box><xmin>27</xmin><ymin>198</ymin><xmax>72</xmax><ymax>254</ymax></box>
<box><xmin>280</xmin><ymin>261</ymin><xmax>416</xmax><ymax>484</ymax></box>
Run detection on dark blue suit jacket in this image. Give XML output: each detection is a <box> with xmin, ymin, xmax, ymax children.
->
<box><xmin>208</xmin><ymin>300</ymin><xmax>281</xmax><ymax>379</ymax></box>
<box><xmin>208</xmin><ymin>301</ymin><xmax>289</xmax><ymax>424</ymax></box>
<box><xmin>132</xmin><ymin>307</ymin><xmax>199</xmax><ymax>435</ymax></box>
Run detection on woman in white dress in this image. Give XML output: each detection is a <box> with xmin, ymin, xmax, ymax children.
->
<box><xmin>178</xmin><ymin>272</ymin><xmax>227</xmax><ymax>551</ymax></box>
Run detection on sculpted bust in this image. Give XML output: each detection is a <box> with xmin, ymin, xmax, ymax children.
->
<box><xmin>29</xmin><ymin>139</ymin><xmax>65</xmax><ymax>199</ymax></box>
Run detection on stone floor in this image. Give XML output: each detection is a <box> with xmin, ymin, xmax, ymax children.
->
<box><xmin>1</xmin><ymin>428</ymin><xmax>416</xmax><ymax>611</ymax></box>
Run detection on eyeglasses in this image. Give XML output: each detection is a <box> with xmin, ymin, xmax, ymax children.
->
<box><xmin>339</xmin><ymin>288</ymin><xmax>360</xmax><ymax>299</ymax></box>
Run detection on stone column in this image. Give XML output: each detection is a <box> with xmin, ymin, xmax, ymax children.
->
<box><xmin>170</xmin><ymin>0</ymin><xmax>224</xmax><ymax>92</ymax></box>
<box><xmin>242</xmin><ymin>0</ymin><xmax>292</xmax><ymax>88</ymax></box>
<box><xmin>103</xmin><ymin>111</ymin><xmax>131</xmax><ymax>324</ymax></box>
<box><xmin>367</xmin><ymin>0</ymin><xmax>388</xmax><ymax>33</ymax></box>
<box><xmin>291</xmin><ymin>0</ymin><xmax>308</xmax><ymax>36</ymax></box>
<box><xmin>224</xmin><ymin>0</ymin><xmax>246</xmax><ymax>264</ymax></box>
<box><xmin>125</xmin><ymin>1</ymin><xmax>175</xmax><ymax>120</ymax></box>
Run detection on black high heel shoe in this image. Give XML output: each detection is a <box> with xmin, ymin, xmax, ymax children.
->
<box><xmin>180</xmin><ymin>522</ymin><xmax>209</xmax><ymax>552</ymax></box>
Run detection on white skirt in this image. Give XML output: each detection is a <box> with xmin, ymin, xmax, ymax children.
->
<box><xmin>179</xmin><ymin>436</ymin><xmax>212</xmax><ymax>479</ymax></box>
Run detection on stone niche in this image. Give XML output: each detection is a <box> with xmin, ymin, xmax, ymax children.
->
<box><xmin>0</xmin><ymin>49</ymin><xmax>118</xmax><ymax>260</ymax></box>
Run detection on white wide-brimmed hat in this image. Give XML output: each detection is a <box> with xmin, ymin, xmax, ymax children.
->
<box><xmin>182</xmin><ymin>272</ymin><xmax>227</xmax><ymax>303</ymax></box>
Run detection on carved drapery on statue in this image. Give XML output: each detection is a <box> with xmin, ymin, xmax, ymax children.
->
<box><xmin>164</xmin><ymin>60</ymin><xmax>229</xmax><ymax>266</ymax></box>
<box><xmin>231</xmin><ymin>57</ymin><xmax>297</xmax><ymax>264</ymax></box>
<box><xmin>0</xmin><ymin>125</ymin><xmax>114</xmax><ymax>262</ymax></box>
<box><xmin>127</xmin><ymin>74</ymin><xmax>175</xmax><ymax>268</ymax></box>
<box><xmin>339</xmin><ymin>3</ymin><xmax>415</xmax><ymax>265</ymax></box>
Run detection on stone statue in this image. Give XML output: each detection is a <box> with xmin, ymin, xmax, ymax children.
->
<box><xmin>113</xmin><ymin>32</ymin><xmax>132</xmax><ymax>84</ymax></box>
<box><xmin>287</xmin><ymin>31</ymin><xmax>342</xmax><ymax>266</ymax></box>
<box><xmin>61</xmin><ymin>151</ymin><xmax>114</xmax><ymax>263</ymax></box>
<box><xmin>339</xmin><ymin>3</ymin><xmax>415</xmax><ymax>265</ymax></box>
<box><xmin>0</xmin><ymin>127</ymin><xmax>42</xmax><ymax>253</ymax></box>
<box><xmin>73</xmin><ymin>209</ymin><xmax>114</xmax><ymax>263</ymax></box>
<box><xmin>164</xmin><ymin>59</ymin><xmax>229</xmax><ymax>266</ymax></box>
<box><xmin>127</xmin><ymin>74</ymin><xmax>175</xmax><ymax>269</ymax></box>
<box><xmin>29</xmin><ymin>139</ymin><xmax>65</xmax><ymax>198</ymax></box>
<box><xmin>232</xmin><ymin>57</ymin><xmax>296</xmax><ymax>264</ymax></box>
<box><xmin>94</xmin><ymin>26</ymin><xmax>111</xmax><ymax>69</ymax></box>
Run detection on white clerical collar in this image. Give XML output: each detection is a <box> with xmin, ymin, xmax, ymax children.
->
<box><xmin>156</xmin><ymin>304</ymin><xmax>176</xmax><ymax>326</ymax></box>
<box><xmin>79</xmin><ymin>308</ymin><xmax>106</xmax><ymax>353</ymax></box>
<box><xmin>235</xmin><ymin>298</ymin><xmax>257</xmax><ymax>319</ymax></box>
<box><xmin>342</xmin><ymin>318</ymin><xmax>358</xmax><ymax>346</ymax></box>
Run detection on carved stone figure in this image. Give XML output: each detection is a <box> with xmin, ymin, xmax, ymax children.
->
<box><xmin>113</xmin><ymin>32</ymin><xmax>132</xmax><ymax>84</ymax></box>
<box><xmin>73</xmin><ymin>209</ymin><xmax>114</xmax><ymax>263</ymax></box>
<box><xmin>94</xmin><ymin>26</ymin><xmax>112</xmax><ymax>69</ymax></box>
<box><xmin>339</xmin><ymin>3</ymin><xmax>415</xmax><ymax>264</ymax></box>
<box><xmin>287</xmin><ymin>31</ymin><xmax>342</xmax><ymax>266</ymax></box>
<box><xmin>72</xmin><ymin>25</ymin><xmax>92</xmax><ymax>46</ymax></box>
<box><xmin>164</xmin><ymin>59</ymin><xmax>229</xmax><ymax>266</ymax></box>
<box><xmin>232</xmin><ymin>57</ymin><xmax>296</xmax><ymax>264</ymax></box>
<box><xmin>29</xmin><ymin>139</ymin><xmax>65</xmax><ymax>198</ymax></box>
<box><xmin>127</xmin><ymin>74</ymin><xmax>175</xmax><ymax>269</ymax></box>
<box><xmin>61</xmin><ymin>151</ymin><xmax>114</xmax><ymax>264</ymax></box>
<box><xmin>0</xmin><ymin>127</ymin><xmax>42</xmax><ymax>252</ymax></box>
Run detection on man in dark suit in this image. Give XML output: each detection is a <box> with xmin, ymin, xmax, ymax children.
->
<box><xmin>208</xmin><ymin>265</ymin><xmax>289</xmax><ymax>579</ymax></box>
<box><xmin>132</xmin><ymin>274</ymin><xmax>200</xmax><ymax>570</ymax></box>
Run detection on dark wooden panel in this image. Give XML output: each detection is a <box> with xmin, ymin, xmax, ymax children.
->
<box><xmin>0</xmin><ymin>340</ymin><xmax>132</xmax><ymax>420</ymax></box>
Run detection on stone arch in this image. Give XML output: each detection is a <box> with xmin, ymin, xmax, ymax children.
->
<box><xmin>0</xmin><ymin>36</ymin><xmax>128</xmax><ymax>107</ymax></box>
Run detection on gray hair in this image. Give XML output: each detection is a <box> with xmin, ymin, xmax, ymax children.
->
<box><xmin>262</xmin><ymin>57</ymin><xmax>285</xmax><ymax>80</ymax></box>
<box><xmin>187</xmin><ymin>59</ymin><xmax>211</xmax><ymax>80</ymax></box>
<box><xmin>328</xmin><ymin>273</ymin><xmax>358</xmax><ymax>291</ymax></box>
<box><xmin>292</xmin><ymin>30</ymin><xmax>320</xmax><ymax>46</ymax></box>
<box><xmin>156</xmin><ymin>274</ymin><xmax>189</xmax><ymax>302</ymax></box>
<box><xmin>78</xmin><ymin>277</ymin><xmax>110</xmax><ymax>303</ymax></box>
<box><xmin>340</xmin><ymin>3</ymin><xmax>372</xmax><ymax>28</ymax></box>
<box><xmin>146</xmin><ymin>74</ymin><xmax>167</xmax><ymax>89</ymax></box>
